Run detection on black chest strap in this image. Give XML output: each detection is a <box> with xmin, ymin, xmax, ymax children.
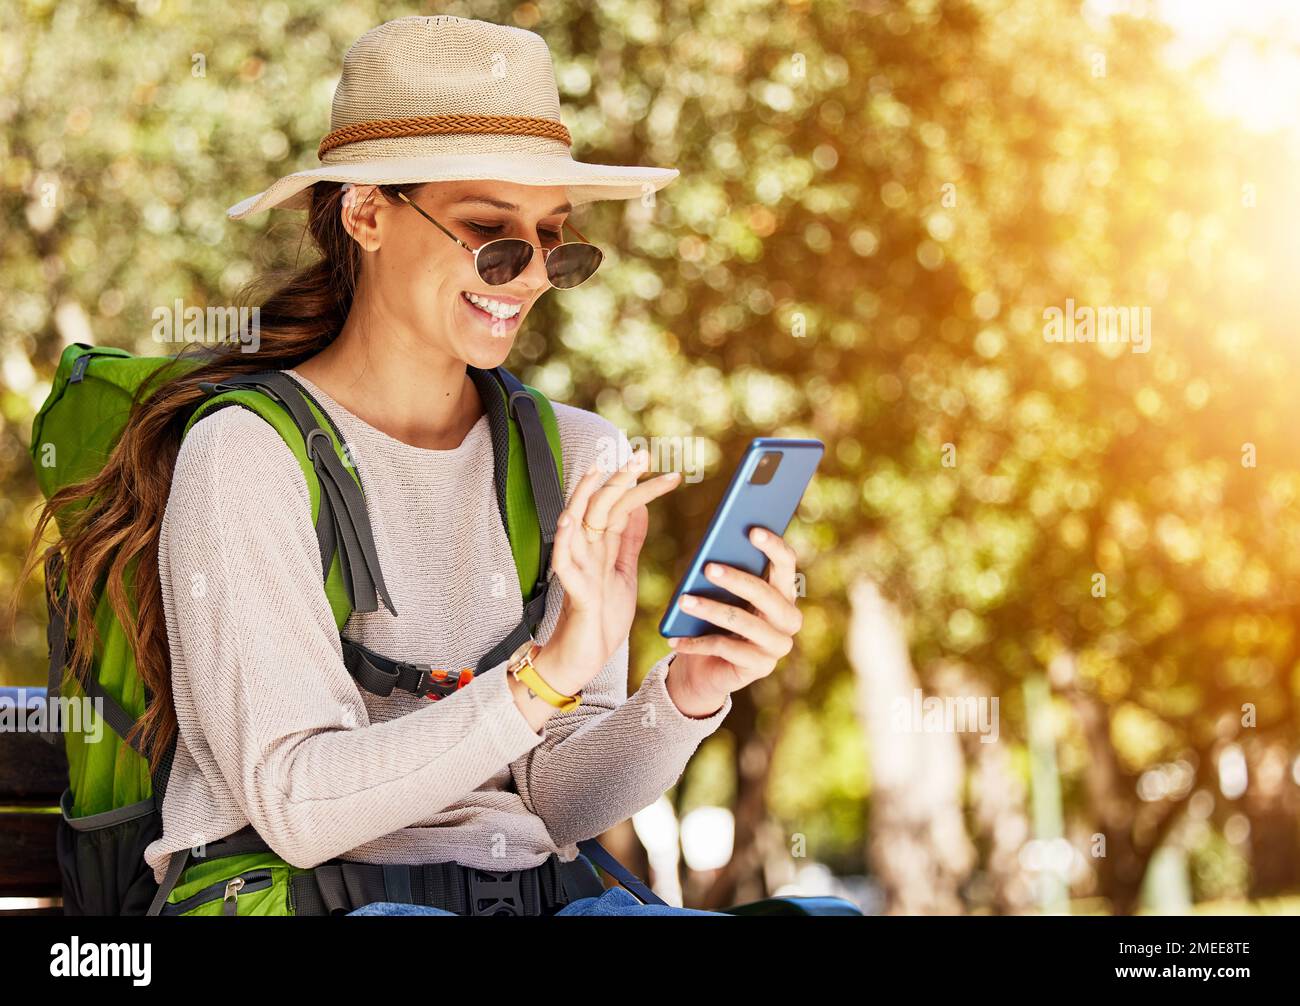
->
<box><xmin>340</xmin><ymin>586</ymin><xmax>550</xmax><ymax>700</ymax></box>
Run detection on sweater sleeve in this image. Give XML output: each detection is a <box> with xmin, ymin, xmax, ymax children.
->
<box><xmin>159</xmin><ymin>406</ymin><xmax>546</xmax><ymax>869</ymax></box>
<box><xmin>509</xmin><ymin>419</ymin><xmax>732</xmax><ymax>849</ymax></box>
<box><xmin>512</xmin><ymin>641</ymin><xmax>732</xmax><ymax>849</ymax></box>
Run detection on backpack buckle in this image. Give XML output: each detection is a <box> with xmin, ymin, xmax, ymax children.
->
<box><xmin>407</xmin><ymin>663</ymin><xmax>474</xmax><ymax>700</ymax></box>
<box><xmin>467</xmin><ymin>868</ymin><xmax>525</xmax><ymax>916</ymax></box>
<box><xmin>394</xmin><ymin>661</ymin><xmax>435</xmax><ymax>699</ymax></box>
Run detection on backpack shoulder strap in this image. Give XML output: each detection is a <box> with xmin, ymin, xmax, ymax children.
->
<box><xmin>183</xmin><ymin>370</ymin><xmax>395</xmax><ymax>631</ymax></box>
<box><xmin>467</xmin><ymin>365</ymin><xmax>565</xmax><ymax>602</ymax></box>
<box><xmin>466</xmin><ymin>365</ymin><xmax>565</xmax><ymax>676</ymax></box>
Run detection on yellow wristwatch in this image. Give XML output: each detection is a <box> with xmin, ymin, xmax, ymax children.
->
<box><xmin>506</xmin><ymin>639</ymin><xmax>582</xmax><ymax>712</ymax></box>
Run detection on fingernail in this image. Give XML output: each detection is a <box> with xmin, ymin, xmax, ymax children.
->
<box><xmin>752</xmin><ymin>528</ymin><xmax>767</xmax><ymax>542</ymax></box>
<box><xmin>667</xmin><ymin>638</ymin><xmax>678</xmax><ymax>648</ymax></box>
<box><xmin>681</xmin><ymin>596</ymin><xmax>697</xmax><ymax>608</ymax></box>
<box><xmin>707</xmin><ymin>563</ymin><xmax>723</xmax><ymax>577</ymax></box>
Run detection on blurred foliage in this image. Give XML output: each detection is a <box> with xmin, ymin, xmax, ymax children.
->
<box><xmin>2</xmin><ymin>0</ymin><xmax>1298</xmax><ymax>911</ymax></box>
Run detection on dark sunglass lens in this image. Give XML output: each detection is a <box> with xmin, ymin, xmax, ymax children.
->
<box><xmin>477</xmin><ymin>239</ymin><xmax>534</xmax><ymax>285</ymax></box>
<box><xmin>546</xmin><ymin>244</ymin><xmax>604</xmax><ymax>290</ymax></box>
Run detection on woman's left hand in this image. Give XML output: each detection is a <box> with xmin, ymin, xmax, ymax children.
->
<box><xmin>665</xmin><ymin>527</ymin><xmax>804</xmax><ymax>715</ymax></box>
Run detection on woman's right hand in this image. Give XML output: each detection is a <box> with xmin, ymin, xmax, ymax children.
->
<box><xmin>531</xmin><ymin>445</ymin><xmax>682</xmax><ymax>697</ymax></box>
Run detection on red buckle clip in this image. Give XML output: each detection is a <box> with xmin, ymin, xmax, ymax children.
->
<box><xmin>423</xmin><ymin>668</ymin><xmax>475</xmax><ymax>701</ymax></box>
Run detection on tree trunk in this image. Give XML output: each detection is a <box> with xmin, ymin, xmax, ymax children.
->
<box><xmin>847</xmin><ymin>578</ymin><xmax>975</xmax><ymax>914</ymax></box>
<box><xmin>1243</xmin><ymin>738</ymin><xmax>1300</xmax><ymax>897</ymax></box>
<box><xmin>1053</xmin><ymin>653</ymin><xmax>1200</xmax><ymax>915</ymax></box>
<box><xmin>935</xmin><ymin>661</ymin><xmax>1035</xmax><ymax>914</ymax></box>
<box><xmin>694</xmin><ymin>675</ymin><xmax>799</xmax><ymax>911</ymax></box>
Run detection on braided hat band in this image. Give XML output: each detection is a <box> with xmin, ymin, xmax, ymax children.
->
<box><xmin>226</xmin><ymin>15</ymin><xmax>678</xmax><ymax>221</ymax></box>
<box><xmin>317</xmin><ymin>114</ymin><xmax>573</xmax><ymax>160</ymax></box>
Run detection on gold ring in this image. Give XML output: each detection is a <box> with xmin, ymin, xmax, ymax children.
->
<box><xmin>581</xmin><ymin>518</ymin><xmax>607</xmax><ymax>535</ymax></box>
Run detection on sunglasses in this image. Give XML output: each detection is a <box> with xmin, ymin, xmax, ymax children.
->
<box><xmin>393</xmin><ymin>190</ymin><xmax>603</xmax><ymax>290</ymax></box>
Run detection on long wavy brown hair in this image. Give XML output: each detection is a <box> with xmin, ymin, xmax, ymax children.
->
<box><xmin>6</xmin><ymin>180</ymin><xmax>423</xmax><ymax>768</ymax></box>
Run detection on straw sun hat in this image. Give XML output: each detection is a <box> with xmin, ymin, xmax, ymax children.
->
<box><xmin>225</xmin><ymin>14</ymin><xmax>680</xmax><ymax>220</ymax></box>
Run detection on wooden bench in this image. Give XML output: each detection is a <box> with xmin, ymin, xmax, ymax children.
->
<box><xmin>0</xmin><ymin>687</ymin><xmax>66</xmax><ymax>915</ymax></box>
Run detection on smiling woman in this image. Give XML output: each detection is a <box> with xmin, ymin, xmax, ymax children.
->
<box><xmin>10</xmin><ymin>14</ymin><xmax>786</xmax><ymax>920</ymax></box>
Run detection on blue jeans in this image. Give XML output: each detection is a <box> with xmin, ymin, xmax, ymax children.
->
<box><xmin>347</xmin><ymin>885</ymin><xmax>729</xmax><ymax>916</ymax></box>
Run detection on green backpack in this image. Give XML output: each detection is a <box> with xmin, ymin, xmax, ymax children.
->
<box><xmin>30</xmin><ymin>340</ymin><xmax>590</xmax><ymax>916</ymax></box>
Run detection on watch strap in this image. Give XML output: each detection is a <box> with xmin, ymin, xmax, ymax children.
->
<box><xmin>510</xmin><ymin>642</ymin><xmax>582</xmax><ymax>712</ymax></box>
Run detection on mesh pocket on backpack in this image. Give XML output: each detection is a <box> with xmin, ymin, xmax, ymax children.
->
<box><xmin>55</xmin><ymin>788</ymin><xmax>161</xmax><ymax>916</ymax></box>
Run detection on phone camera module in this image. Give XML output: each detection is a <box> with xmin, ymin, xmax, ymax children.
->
<box><xmin>748</xmin><ymin>450</ymin><xmax>783</xmax><ymax>486</ymax></box>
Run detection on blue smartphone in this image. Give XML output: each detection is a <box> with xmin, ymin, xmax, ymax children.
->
<box><xmin>659</xmin><ymin>437</ymin><xmax>824</xmax><ymax>638</ymax></box>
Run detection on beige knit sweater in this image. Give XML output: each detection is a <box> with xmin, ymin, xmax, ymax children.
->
<box><xmin>142</xmin><ymin>368</ymin><xmax>732</xmax><ymax>884</ymax></box>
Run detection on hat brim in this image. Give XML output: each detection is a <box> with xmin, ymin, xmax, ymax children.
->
<box><xmin>226</xmin><ymin>153</ymin><xmax>679</xmax><ymax>220</ymax></box>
